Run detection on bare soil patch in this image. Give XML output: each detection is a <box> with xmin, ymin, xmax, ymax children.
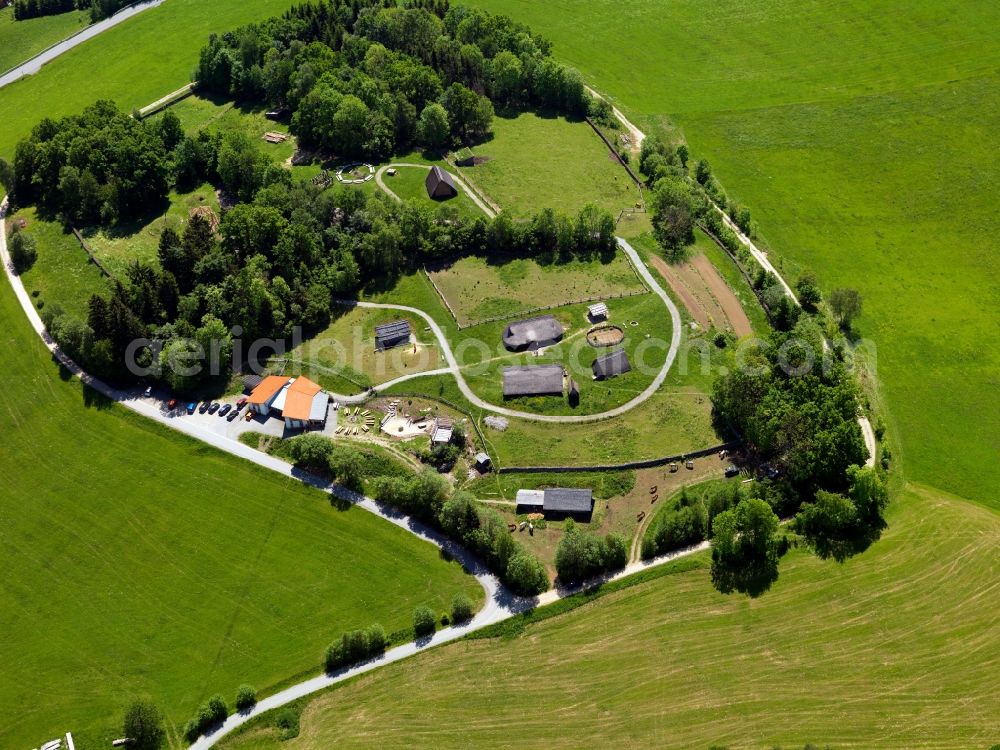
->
<box><xmin>690</xmin><ymin>253</ymin><xmax>753</xmax><ymax>337</ymax></box>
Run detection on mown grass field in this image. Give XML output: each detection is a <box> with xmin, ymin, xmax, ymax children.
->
<box><xmin>218</xmin><ymin>485</ymin><xmax>1000</xmax><ymax>750</ymax></box>
<box><xmin>0</xmin><ymin>272</ymin><xmax>481</xmax><ymax>749</ymax></box>
<box><xmin>0</xmin><ymin>0</ymin><xmax>299</xmax><ymax>160</ymax></box>
<box><xmin>0</xmin><ymin>5</ymin><xmax>90</xmax><ymax>73</ymax></box>
<box><xmin>458</xmin><ymin>111</ymin><xmax>639</xmax><ymax>217</ymax></box>
<box><xmin>465</xmin><ymin>0</ymin><xmax>1000</xmax><ymax>510</ymax></box>
<box><xmin>428</xmin><ymin>251</ymin><xmax>644</xmax><ymax>325</ymax></box>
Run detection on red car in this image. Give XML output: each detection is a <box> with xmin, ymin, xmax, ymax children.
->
<box><xmin>167</xmin><ymin>399</ymin><xmax>178</xmax><ymax>410</ymax></box>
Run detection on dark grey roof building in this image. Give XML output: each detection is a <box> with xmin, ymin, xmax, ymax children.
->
<box><xmin>502</xmin><ymin>315</ymin><xmax>564</xmax><ymax>351</ymax></box>
<box><xmin>515</xmin><ymin>487</ymin><xmax>593</xmax><ymax>520</ymax></box>
<box><xmin>592</xmin><ymin>349</ymin><xmax>632</xmax><ymax>380</ymax></box>
<box><xmin>374</xmin><ymin>319</ymin><xmax>411</xmax><ymax>351</ymax></box>
<box><xmin>502</xmin><ymin>365</ymin><xmax>564</xmax><ymax>398</ymax></box>
<box><xmin>425</xmin><ymin>166</ymin><xmax>458</xmax><ymax>199</ymax></box>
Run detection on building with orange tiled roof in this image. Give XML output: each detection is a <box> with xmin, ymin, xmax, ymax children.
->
<box><xmin>247</xmin><ymin>375</ymin><xmax>328</xmax><ymax>429</ymax></box>
<box><xmin>248</xmin><ymin>375</ymin><xmax>290</xmax><ymax>415</ymax></box>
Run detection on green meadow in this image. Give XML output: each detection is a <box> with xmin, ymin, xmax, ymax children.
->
<box><xmin>0</xmin><ymin>272</ymin><xmax>480</xmax><ymax>748</ymax></box>
<box><xmin>0</xmin><ymin>5</ymin><xmax>90</xmax><ymax>73</ymax></box>
<box><xmin>465</xmin><ymin>0</ymin><xmax>1000</xmax><ymax>509</ymax></box>
<box><xmin>0</xmin><ymin>0</ymin><xmax>299</xmax><ymax>160</ymax></box>
<box><xmin>219</xmin><ymin>486</ymin><xmax>1000</xmax><ymax>750</ymax></box>
<box><xmin>457</xmin><ymin>111</ymin><xmax>639</xmax><ymax>217</ymax></box>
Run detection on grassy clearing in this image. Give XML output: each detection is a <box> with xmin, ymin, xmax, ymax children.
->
<box><xmin>0</xmin><ymin>0</ymin><xmax>299</xmax><ymax>160</ymax></box>
<box><xmin>285</xmin><ymin>304</ymin><xmax>446</xmax><ymax>391</ymax></box>
<box><xmin>217</xmin><ymin>484</ymin><xmax>1000</xmax><ymax>749</ymax></box>
<box><xmin>0</xmin><ymin>5</ymin><xmax>90</xmax><ymax>73</ymax></box>
<box><xmin>457</xmin><ymin>111</ymin><xmax>639</xmax><ymax>217</ymax></box>
<box><xmin>427</xmin><ymin>251</ymin><xmax>644</xmax><ymax>326</ymax></box>
<box><xmin>80</xmin><ymin>181</ymin><xmax>220</xmax><ymax>275</ymax></box>
<box><xmin>0</xmin><ymin>274</ymin><xmax>481</xmax><ymax>749</ymax></box>
<box><xmin>380</xmin><ymin>165</ymin><xmax>484</xmax><ymax>220</ymax></box>
<box><xmin>464</xmin><ymin>0</ymin><xmax>1000</xmax><ymax>509</ymax></box>
<box><xmin>13</xmin><ymin>207</ymin><xmax>111</xmax><ymax>317</ymax></box>
<box><xmin>152</xmin><ymin>94</ymin><xmax>297</xmax><ymax>164</ymax></box>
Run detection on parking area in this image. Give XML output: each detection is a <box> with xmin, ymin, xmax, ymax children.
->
<box><xmin>131</xmin><ymin>389</ymin><xmax>338</xmax><ymax>442</ymax></box>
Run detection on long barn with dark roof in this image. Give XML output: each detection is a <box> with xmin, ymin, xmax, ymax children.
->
<box><xmin>502</xmin><ymin>364</ymin><xmax>564</xmax><ymax>398</ymax></box>
<box><xmin>374</xmin><ymin>320</ymin><xmax>411</xmax><ymax>351</ymax></box>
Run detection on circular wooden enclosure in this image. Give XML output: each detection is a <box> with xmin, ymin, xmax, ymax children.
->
<box><xmin>587</xmin><ymin>325</ymin><xmax>625</xmax><ymax>348</ymax></box>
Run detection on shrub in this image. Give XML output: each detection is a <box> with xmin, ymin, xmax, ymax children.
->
<box><xmin>274</xmin><ymin>708</ymin><xmax>300</xmax><ymax>740</ymax></box>
<box><xmin>505</xmin><ymin>550</ymin><xmax>549</xmax><ymax>595</ymax></box>
<box><xmin>413</xmin><ymin>606</ymin><xmax>437</xmax><ymax>637</ymax></box>
<box><xmin>451</xmin><ymin>593</ymin><xmax>474</xmax><ymax>623</ymax></box>
<box><xmin>184</xmin><ymin>695</ymin><xmax>228</xmax><ymax>742</ymax></box>
<box><xmin>122</xmin><ymin>699</ymin><xmax>165</xmax><ymax>750</ymax></box>
<box><xmin>9</xmin><ymin>225</ymin><xmax>38</xmax><ymax>274</ymax></box>
<box><xmin>365</xmin><ymin>623</ymin><xmax>388</xmax><ymax>653</ymax></box>
<box><xmin>603</xmin><ymin>533</ymin><xmax>628</xmax><ymax>571</ymax></box>
<box><xmin>234</xmin><ymin>684</ymin><xmax>257</xmax><ymax>712</ymax></box>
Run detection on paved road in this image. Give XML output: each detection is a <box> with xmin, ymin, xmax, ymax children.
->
<box><xmin>329</xmin><ymin>237</ymin><xmax>681</xmax><ymax>424</ymax></box>
<box><xmin>1</xmin><ymin>196</ymin><xmax>710</xmax><ymax>748</ymax></box>
<box><xmin>0</xmin><ymin>0</ymin><xmax>165</xmax><ymax>89</ymax></box>
<box><xmin>374</xmin><ymin>162</ymin><xmax>497</xmax><ymax>218</ymax></box>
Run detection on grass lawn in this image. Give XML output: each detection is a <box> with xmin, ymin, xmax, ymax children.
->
<box><xmin>457</xmin><ymin>111</ymin><xmax>639</xmax><ymax>217</ymax></box>
<box><xmin>427</xmin><ymin>251</ymin><xmax>645</xmax><ymax>326</ymax></box>
<box><xmin>284</xmin><ymin>304</ymin><xmax>446</xmax><ymax>392</ymax></box>
<box><xmin>463</xmin><ymin>0</ymin><xmax>1000</xmax><ymax>510</ymax></box>
<box><xmin>0</xmin><ymin>5</ymin><xmax>90</xmax><ymax>73</ymax></box>
<box><xmin>13</xmin><ymin>207</ymin><xmax>111</xmax><ymax>318</ymax></box>
<box><xmin>0</xmin><ymin>273</ymin><xmax>481</xmax><ymax>749</ymax></box>
<box><xmin>380</xmin><ymin>165</ymin><xmax>485</xmax><ymax>221</ymax></box>
<box><xmin>0</xmin><ymin>0</ymin><xmax>300</xmax><ymax>160</ymax></box>
<box><xmin>218</xmin><ymin>484</ymin><xmax>1000</xmax><ymax>749</ymax></box>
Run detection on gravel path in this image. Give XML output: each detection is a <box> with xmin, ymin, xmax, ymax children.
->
<box><xmin>0</xmin><ymin>0</ymin><xmax>165</xmax><ymax>89</ymax></box>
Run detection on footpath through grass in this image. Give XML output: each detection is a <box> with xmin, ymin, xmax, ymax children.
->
<box><xmin>218</xmin><ymin>484</ymin><xmax>1000</xmax><ymax>749</ymax></box>
<box><xmin>0</xmin><ymin>5</ymin><xmax>90</xmax><ymax>73</ymax></box>
<box><xmin>465</xmin><ymin>0</ymin><xmax>1000</xmax><ymax>510</ymax></box>
<box><xmin>0</xmin><ymin>0</ymin><xmax>299</xmax><ymax>160</ymax></box>
<box><xmin>0</xmin><ymin>274</ymin><xmax>480</xmax><ymax>749</ymax></box>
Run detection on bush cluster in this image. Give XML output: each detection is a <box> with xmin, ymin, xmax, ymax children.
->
<box><xmin>184</xmin><ymin>694</ymin><xmax>228</xmax><ymax>743</ymax></box>
<box><xmin>553</xmin><ymin>520</ymin><xmax>627</xmax><ymax>583</ymax></box>
<box><xmin>324</xmin><ymin>623</ymin><xmax>388</xmax><ymax>671</ymax></box>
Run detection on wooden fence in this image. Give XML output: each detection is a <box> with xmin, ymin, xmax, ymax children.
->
<box><xmin>497</xmin><ymin>441</ymin><xmax>739</xmax><ymax>474</ymax></box>
<box><xmin>70</xmin><ymin>227</ymin><xmax>112</xmax><ymax>278</ymax></box>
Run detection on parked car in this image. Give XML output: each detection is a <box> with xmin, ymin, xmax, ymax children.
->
<box><xmin>208</xmin><ymin>402</ymin><xmax>220</xmax><ymax>414</ymax></box>
<box><xmin>236</xmin><ymin>397</ymin><xmax>248</xmax><ymax>409</ymax></box>
<box><xmin>186</xmin><ymin>402</ymin><xmax>197</xmax><ymax>414</ymax></box>
<box><xmin>725</xmin><ymin>465</ymin><xmax>740</xmax><ymax>478</ymax></box>
<box><xmin>219</xmin><ymin>404</ymin><xmax>232</xmax><ymax>417</ymax></box>
<box><xmin>143</xmin><ymin>386</ymin><xmax>153</xmax><ymax>397</ymax></box>
<box><xmin>198</xmin><ymin>401</ymin><xmax>210</xmax><ymax>414</ymax></box>
<box><xmin>244</xmin><ymin>410</ymin><xmax>254</xmax><ymax>421</ymax></box>
<box><xmin>226</xmin><ymin>408</ymin><xmax>240</xmax><ymax>422</ymax></box>
<box><xmin>167</xmin><ymin>399</ymin><xmax>178</xmax><ymax>410</ymax></box>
